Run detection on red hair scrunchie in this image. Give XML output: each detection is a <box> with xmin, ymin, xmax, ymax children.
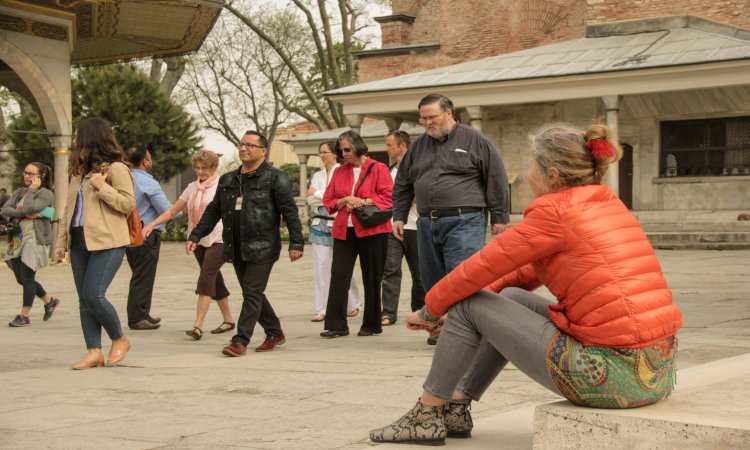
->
<box><xmin>586</xmin><ymin>139</ymin><xmax>615</xmax><ymax>160</ymax></box>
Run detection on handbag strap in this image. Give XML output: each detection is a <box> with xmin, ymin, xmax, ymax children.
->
<box><xmin>353</xmin><ymin>160</ymin><xmax>377</xmax><ymax>197</ymax></box>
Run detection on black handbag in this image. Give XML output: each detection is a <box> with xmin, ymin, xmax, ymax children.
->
<box><xmin>353</xmin><ymin>162</ymin><xmax>392</xmax><ymax>227</ymax></box>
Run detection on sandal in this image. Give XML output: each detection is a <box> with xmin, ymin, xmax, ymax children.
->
<box><xmin>382</xmin><ymin>316</ymin><xmax>395</xmax><ymax>326</ymax></box>
<box><xmin>347</xmin><ymin>308</ymin><xmax>359</xmax><ymax>318</ymax></box>
<box><xmin>210</xmin><ymin>321</ymin><xmax>235</xmax><ymax>334</ymax></box>
<box><xmin>186</xmin><ymin>327</ymin><xmax>203</xmax><ymax>340</ymax></box>
<box><xmin>311</xmin><ymin>314</ymin><xmax>325</xmax><ymax>322</ymax></box>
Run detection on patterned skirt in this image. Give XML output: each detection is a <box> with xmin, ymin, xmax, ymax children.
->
<box><xmin>546</xmin><ymin>333</ymin><xmax>678</xmax><ymax>409</ymax></box>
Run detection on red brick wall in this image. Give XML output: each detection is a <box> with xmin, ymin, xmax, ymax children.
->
<box><xmin>359</xmin><ymin>0</ymin><xmax>749</xmax><ymax>82</ymax></box>
<box><xmin>587</xmin><ymin>0</ymin><xmax>750</xmax><ymax>29</ymax></box>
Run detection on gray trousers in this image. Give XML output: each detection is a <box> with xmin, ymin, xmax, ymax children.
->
<box><xmin>423</xmin><ymin>287</ymin><xmax>563</xmax><ymax>401</ymax></box>
<box><xmin>381</xmin><ymin>231</ymin><xmax>425</xmax><ymax>321</ymax></box>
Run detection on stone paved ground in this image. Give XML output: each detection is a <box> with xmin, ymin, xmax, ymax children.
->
<box><xmin>1</xmin><ymin>243</ymin><xmax>748</xmax><ymax>449</ymax></box>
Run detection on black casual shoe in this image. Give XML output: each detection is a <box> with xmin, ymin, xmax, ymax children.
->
<box><xmin>320</xmin><ymin>329</ymin><xmax>350</xmax><ymax>339</ymax></box>
<box><xmin>146</xmin><ymin>315</ymin><xmax>161</xmax><ymax>325</ymax></box>
<box><xmin>43</xmin><ymin>298</ymin><xmax>60</xmax><ymax>321</ymax></box>
<box><xmin>129</xmin><ymin>319</ymin><xmax>160</xmax><ymax>330</ymax></box>
<box><xmin>9</xmin><ymin>315</ymin><xmax>30</xmax><ymax>327</ymax></box>
<box><xmin>357</xmin><ymin>328</ymin><xmax>383</xmax><ymax>337</ymax></box>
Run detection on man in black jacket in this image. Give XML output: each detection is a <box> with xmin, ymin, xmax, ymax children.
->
<box><xmin>187</xmin><ymin>130</ymin><xmax>304</xmax><ymax>357</ymax></box>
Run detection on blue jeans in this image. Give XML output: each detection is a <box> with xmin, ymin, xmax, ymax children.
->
<box><xmin>69</xmin><ymin>227</ymin><xmax>126</xmax><ymax>349</ymax></box>
<box><xmin>416</xmin><ymin>211</ymin><xmax>487</xmax><ymax>291</ymax></box>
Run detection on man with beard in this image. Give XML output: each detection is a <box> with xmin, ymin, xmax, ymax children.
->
<box><xmin>392</xmin><ymin>94</ymin><xmax>510</xmax><ymax>344</ymax></box>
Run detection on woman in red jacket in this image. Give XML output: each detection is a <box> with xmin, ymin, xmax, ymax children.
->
<box><xmin>370</xmin><ymin>123</ymin><xmax>683</xmax><ymax>445</ymax></box>
<box><xmin>320</xmin><ymin>130</ymin><xmax>393</xmax><ymax>338</ymax></box>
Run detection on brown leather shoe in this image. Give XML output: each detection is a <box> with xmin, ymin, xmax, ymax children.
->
<box><xmin>255</xmin><ymin>335</ymin><xmax>286</xmax><ymax>352</ymax></box>
<box><xmin>72</xmin><ymin>349</ymin><xmax>105</xmax><ymax>370</ymax></box>
<box><xmin>108</xmin><ymin>336</ymin><xmax>131</xmax><ymax>366</ymax></box>
<box><xmin>129</xmin><ymin>319</ymin><xmax>160</xmax><ymax>330</ymax></box>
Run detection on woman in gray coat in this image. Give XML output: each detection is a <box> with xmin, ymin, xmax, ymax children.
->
<box><xmin>2</xmin><ymin>162</ymin><xmax>60</xmax><ymax>327</ymax></box>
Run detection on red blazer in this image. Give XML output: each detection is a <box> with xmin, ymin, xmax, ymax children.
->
<box><xmin>324</xmin><ymin>158</ymin><xmax>393</xmax><ymax>239</ymax></box>
<box><xmin>426</xmin><ymin>184</ymin><xmax>683</xmax><ymax>348</ymax></box>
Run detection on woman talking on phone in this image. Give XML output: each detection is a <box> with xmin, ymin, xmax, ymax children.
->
<box><xmin>2</xmin><ymin>162</ymin><xmax>61</xmax><ymax>327</ymax></box>
<box><xmin>55</xmin><ymin>117</ymin><xmax>135</xmax><ymax>370</ymax></box>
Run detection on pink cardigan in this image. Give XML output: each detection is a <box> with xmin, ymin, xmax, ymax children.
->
<box><xmin>323</xmin><ymin>158</ymin><xmax>393</xmax><ymax>239</ymax></box>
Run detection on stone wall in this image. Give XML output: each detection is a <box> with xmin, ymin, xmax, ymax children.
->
<box><xmin>587</xmin><ymin>0</ymin><xmax>750</xmax><ymax>29</ymax></box>
<box><xmin>480</xmin><ymin>85</ymin><xmax>750</xmax><ymax>213</ymax></box>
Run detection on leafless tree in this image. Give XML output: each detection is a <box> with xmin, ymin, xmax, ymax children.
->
<box><xmin>182</xmin><ymin>0</ymin><xmax>382</xmax><ymax>144</ymax></box>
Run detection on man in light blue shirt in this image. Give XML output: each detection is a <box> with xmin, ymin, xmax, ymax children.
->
<box><xmin>125</xmin><ymin>146</ymin><xmax>172</xmax><ymax>330</ymax></box>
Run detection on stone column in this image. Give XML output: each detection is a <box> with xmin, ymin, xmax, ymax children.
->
<box><xmin>384</xmin><ymin>117</ymin><xmax>403</xmax><ymax>131</ymax></box>
<box><xmin>298</xmin><ymin>153</ymin><xmax>309</xmax><ymax>198</ymax></box>
<box><xmin>49</xmin><ymin>135</ymin><xmax>71</xmax><ymax>221</ymax></box>
<box><xmin>345</xmin><ymin>114</ymin><xmax>364</xmax><ymax>133</ymax></box>
<box><xmin>465</xmin><ymin>106</ymin><xmax>483</xmax><ymax>133</ymax></box>
<box><xmin>601</xmin><ymin>95</ymin><xmax>621</xmax><ymax>196</ymax></box>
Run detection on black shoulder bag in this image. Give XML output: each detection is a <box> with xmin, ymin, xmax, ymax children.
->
<box><xmin>353</xmin><ymin>162</ymin><xmax>392</xmax><ymax>227</ymax></box>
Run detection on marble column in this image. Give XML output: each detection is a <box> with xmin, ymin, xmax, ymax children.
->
<box><xmin>345</xmin><ymin>114</ymin><xmax>364</xmax><ymax>133</ymax></box>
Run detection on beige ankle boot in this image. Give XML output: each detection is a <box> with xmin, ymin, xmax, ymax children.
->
<box><xmin>369</xmin><ymin>399</ymin><xmax>446</xmax><ymax>445</ymax></box>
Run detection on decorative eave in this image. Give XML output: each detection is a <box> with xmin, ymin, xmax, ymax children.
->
<box><xmin>353</xmin><ymin>42</ymin><xmax>440</xmax><ymax>59</ymax></box>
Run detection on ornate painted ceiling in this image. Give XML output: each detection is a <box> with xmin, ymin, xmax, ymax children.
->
<box><xmin>0</xmin><ymin>0</ymin><xmax>222</xmax><ymax>64</ymax></box>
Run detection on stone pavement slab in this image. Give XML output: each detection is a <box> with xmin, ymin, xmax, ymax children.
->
<box><xmin>0</xmin><ymin>244</ymin><xmax>748</xmax><ymax>449</ymax></box>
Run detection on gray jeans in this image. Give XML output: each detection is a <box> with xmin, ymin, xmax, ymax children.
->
<box><xmin>423</xmin><ymin>287</ymin><xmax>563</xmax><ymax>401</ymax></box>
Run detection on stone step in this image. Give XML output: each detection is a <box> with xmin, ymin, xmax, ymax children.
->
<box><xmin>533</xmin><ymin>352</ymin><xmax>750</xmax><ymax>450</ymax></box>
<box><xmin>641</xmin><ymin>222</ymin><xmax>750</xmax><ymax>232</ymax></box>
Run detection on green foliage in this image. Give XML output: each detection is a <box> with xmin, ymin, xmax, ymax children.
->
<box><xmin>162</xmin><ymin>213</ymin><xmax>188</xmax><ymax>242</ymax></box>
<box><xmin>6</xmin><ymin>113</ymin><xmax>53</xmax><ymax>176</ymax></box>
<box><xmin>7</xmin><ymin>64</ymin><xmax>200</xmax><ymax>181</ymax></box>
<box><xmin>73</xmin><ymin>65</ymin><xmax>200</xmax><ymax>181</ymax></box>
<box><xmin>278</xmin><ymin>162</ymin><xmax>307</xmax><ymax>195</ymax></box>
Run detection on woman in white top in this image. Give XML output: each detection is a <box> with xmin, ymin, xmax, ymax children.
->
<box><xmin>307</xmin><ymin>141</ymin><xmax>361</xmax><ymax>322</ymax></box>
<box><xmin>143</xmin><ymin>150</ymin><xmax>235</xmax><ymax>340</ymax></box>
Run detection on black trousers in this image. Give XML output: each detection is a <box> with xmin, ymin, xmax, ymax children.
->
<box><xmin>125</xmin><ymin>231</ymin><xmax>161</xmax><ymax>324</ymax></box>
<box><xmin>231</xmin><ymin>258</ymin><xmax>283</xmax><ymax>345</ymax></box>
<box><xmin>10</xmin><ymin>257</ymin><xmax>46</xmax><ymax>309</ymax></box>
<box><xmin>324</xmin><ymin>228</ymin><xmax>388</xmax><ymax>333</ymax></box>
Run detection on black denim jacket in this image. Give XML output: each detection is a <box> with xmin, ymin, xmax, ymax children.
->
<box><xmin>188</xmin><ymin>163</ymin><xmax>304</xmax><ymax>263</ymax></box>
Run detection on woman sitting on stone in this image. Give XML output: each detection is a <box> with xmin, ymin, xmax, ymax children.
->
<box><xmin>370</xmin><ymin>122</ymin><xmax>684</xmax><ymax>445</ymax></box>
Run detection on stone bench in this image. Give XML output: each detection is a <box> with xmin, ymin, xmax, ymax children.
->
<box><xmin>533</xmin><ymin>352</ymin><xmax>750</xmax><ymax>449</ymax></box>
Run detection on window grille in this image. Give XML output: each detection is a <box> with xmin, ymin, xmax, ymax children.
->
<box><xmin>660</xmin><ymin>116</ymin><xmax>750</xmax><ymax>177</ymax></box>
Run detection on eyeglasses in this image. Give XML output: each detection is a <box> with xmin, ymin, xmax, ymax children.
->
<box><xmin>238</xmin><ymin>142</ymin><xmax>265</xmax><ymax>150</ymax></box>
<box><xmin>318</xmin><ymin>151</ymin><xmax>332</xmax><ymax>156</ymax></box>
<box><xmin>193</xmin><ymin>166</ymin><xmax>213</xmax><ymax>172</ymax></box>
<box><xmin>339</xmin><ymin>146</ymin><xmax>353</xmax><ymax>153</ymax></box>
<box><xmin>23</xmin><ymin>171</ymin><xmax>40</xmax><ymax>177</ymax></box>
<box><xmin>418</xmin><ymin>112</ymin><xmax>445</xmax><ymax>124</ymax></box>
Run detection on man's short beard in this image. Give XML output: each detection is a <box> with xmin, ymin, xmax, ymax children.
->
<box><xmin>426</xmin><ymin>123</ymin><xmax>453</xmax><ymax>140</ymax></box>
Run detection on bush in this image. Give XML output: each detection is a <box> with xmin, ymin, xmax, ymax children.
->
<box><xmin>162</xmin><ymin>214</ymin><xmax>188</xmax><ymax>241</ymax></box>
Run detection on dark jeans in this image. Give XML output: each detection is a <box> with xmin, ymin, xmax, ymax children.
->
<box><xmin>69</xmin><ymin>227</ymin><xmax>125</xmax><ymax>349</ymax></box>
<box><xmin>416</xmin><ymin>211</ymin><xmax>487</xmax><ymax>291</ymax></box>
<box><xmin>231</xmin><ymin>258</ymin><xmax>282</xmax><ymax>346</ymax></box>
<box><xmin>324</xmin><ymin>229</ymin><xmax>388</xmax><ymax>333</ymax></box>
<box><xmin>125</xmin><ymin>230</ymin><xmax>161</xmax><ymax>323</ymax></box>
<box><xmin>9</xmin><ymin>257</ymin><xmax>47</xmax><ymax>309</ymax></box>
<box><xmin>381</xmin><ymin>230</ymin><xmax>425</xmax><ymax>321</ymax></box>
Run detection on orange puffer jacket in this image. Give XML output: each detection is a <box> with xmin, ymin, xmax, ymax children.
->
<box><xmin>425</xmin><ymin>184</ymin><xmax>683</xmax><ymax>348</ymax></box>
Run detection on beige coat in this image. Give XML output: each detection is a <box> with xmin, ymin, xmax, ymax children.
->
<box><xmin>55</xmin><ymin>161</ymin><xmax>136</xmax><ymax>251</ymax></box>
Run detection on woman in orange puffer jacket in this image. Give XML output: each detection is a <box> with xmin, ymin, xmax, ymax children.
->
<box><xmin>370</xmin><ymin>122</ymin><xmax>683</xmax><ymax>446</ymax></box>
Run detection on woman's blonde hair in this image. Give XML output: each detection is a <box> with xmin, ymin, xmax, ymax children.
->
<box><xmin>530</xmin><ymin>122</ymin><xmax>622</xmax><ymax>187</ymax></box>
<box><xmin>191</xmin><ymin>149</ymin><xmax>220</xmax><ymax>168</ymax></box>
